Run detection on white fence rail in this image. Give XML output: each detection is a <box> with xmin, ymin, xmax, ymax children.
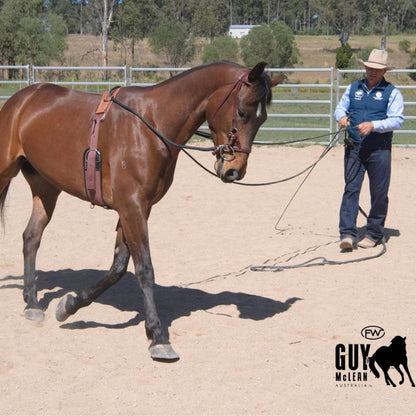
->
<box><xmin>0</xmin><ymin>65</ymin><xmax>30</xmax><ymax>99</ymax></box>
<box><xmin>1</xmin><ymin>65</ymin><xmax>416</xmax><ymax>142</ymax></box>
<box><xmin>267</xmin><ymin>67</ymin><xmax>334</xmax><ymax>134</ymax></box>
<box><xmin>31</xmin><ymin>66</ymin><xmax>127</xmax><ymax>90</ymax></box>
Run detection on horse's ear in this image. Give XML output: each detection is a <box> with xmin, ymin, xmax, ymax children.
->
<box><xmin>248</xmin><ymin>62</ymin><xmax>268</xmax><ymax>83</ymax></box>
<box><xmin>271</xmin><ymin>74</ymin><xmax>286</xmax><ymax>87</ymax></box>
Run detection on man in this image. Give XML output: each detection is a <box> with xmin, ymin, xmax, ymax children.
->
<box><xmin>334</xmin><ymin>49</ymin><xmax>404</xmax><ymax>250</ymax></box>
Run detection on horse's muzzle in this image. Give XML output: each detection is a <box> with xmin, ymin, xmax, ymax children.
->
<box><xmin>215</xmin><ymin>159</ymin><xmax>246</xmax><ymax>183</ymax></box>
<box><xmin>222</xmin><ymin>168</ymin><xmax>241</xmax><ymax>183</ymax></box>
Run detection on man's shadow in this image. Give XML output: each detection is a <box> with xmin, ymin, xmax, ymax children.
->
<box><xmin>357</xmin><ymin>226</ymin><xmax>400</xmax><ymax>242</ymax></box>
<box><xmin>0</xmin><ymin>270</ymin><xmax>301</xmax><ymax>330</ymax></box>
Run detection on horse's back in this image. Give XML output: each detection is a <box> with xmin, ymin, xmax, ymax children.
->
<box><xmin>0</xmin><ymin>84</ymin><xmax>100</xmax><ymax>197</ymax></box>
<box><xmin>0</xmin><ymin>83</ymin><xmax>95</xmax><ymax>144</ymax></box>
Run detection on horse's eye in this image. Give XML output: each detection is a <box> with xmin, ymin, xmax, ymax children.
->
<box><xmin>238</xmin><ymin>108</ymin><xmax>245</xmax><ymax>119</ymax></box>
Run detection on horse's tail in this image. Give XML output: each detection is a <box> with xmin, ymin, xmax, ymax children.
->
<box><xmin>0</xmin><ymin>181</ymin><xmax>11</xmax><ymax>229</ymax></box>
<box><xmin>368</xmin><ymin>355</ymin><xmax>380</xmax><ymax>378</ymax></box>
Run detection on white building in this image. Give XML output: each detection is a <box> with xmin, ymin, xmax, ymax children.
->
<box><xmin>229</xmin><ymin>25</ymin><xmax>257</xmax><ymax>38</ymax></box>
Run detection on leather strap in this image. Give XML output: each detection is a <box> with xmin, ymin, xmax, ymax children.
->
<box><xmin>84</xmin><ymin>87</ymin><xmax>121</xmax><ymax>207</ymax></box>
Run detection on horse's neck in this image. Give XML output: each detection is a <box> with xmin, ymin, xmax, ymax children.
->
<box><xmin>390</xmin><ymin>343</ymin><xmax>406</xmax><ymax>354</ymax></box>
<box><xmin>154</xmin><ymin>65</ymin><xmax>241</xmax><ymax>144</ymax></box>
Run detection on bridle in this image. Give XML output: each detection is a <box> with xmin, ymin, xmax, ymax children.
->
<box><xmin>209</xmin><ymin>70</ymin><xmax>252</xmax><ymax>161</ymax></box>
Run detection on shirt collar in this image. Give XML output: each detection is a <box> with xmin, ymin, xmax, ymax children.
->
<box><xmin>362</xmin><ymin>77</ymin><xmax>386</xmax><ymax>93</ymax></box>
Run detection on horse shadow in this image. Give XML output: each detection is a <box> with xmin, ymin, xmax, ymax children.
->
<box><xmin>0</xmin><ymin>269</ymin><xmax>301</xmax><ymax>331</ymax></box>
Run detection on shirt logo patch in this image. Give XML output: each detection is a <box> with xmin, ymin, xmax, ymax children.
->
<box><xmin>374</xmin><ymin>91</ymin><xmax>383</xmax><ymax>100</ymax></box>
<box><xmin>354</xmin><ymin>90</ymin><xmax>364</xmax><ymax>100</ymax></box>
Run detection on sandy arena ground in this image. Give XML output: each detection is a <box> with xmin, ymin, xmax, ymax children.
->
<box><xmin>1</xmin><ymin>144</ymin><xmax>415</xmax><ymax>415</ymax></box>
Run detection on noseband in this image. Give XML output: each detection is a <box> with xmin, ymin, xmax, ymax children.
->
<box><xmin>210</xmin><ymin>70</ymin><xmax>252</xmax><ymax>161</ymax></box>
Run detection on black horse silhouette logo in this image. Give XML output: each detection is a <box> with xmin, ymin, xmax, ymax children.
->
<box><xmin>368</xmin><ymin>335</ymin><xmax>415</xmax><ymax>387</ymax></box>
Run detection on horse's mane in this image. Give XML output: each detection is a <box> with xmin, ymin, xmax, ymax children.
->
<box><xmin>151</xmin><ymin>61</ymin><xmax>274</xmax><ymax>104</ymax></box>
<box><xmin>155</xmin><ymin>61</ymin><xmax>245</xmax><ymax>86</ymax></box>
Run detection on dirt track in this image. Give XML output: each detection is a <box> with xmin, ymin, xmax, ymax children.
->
<box><xmin>1</xmin><ymin>145</ymin><xmax>416</xmax><ymax>415</ymax></box>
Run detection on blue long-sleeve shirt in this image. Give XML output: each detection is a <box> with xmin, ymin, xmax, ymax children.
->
<box><xmin>334</xmin><ymin>80</ymin><xmax>404</xmax><ymax>132</ymax></box>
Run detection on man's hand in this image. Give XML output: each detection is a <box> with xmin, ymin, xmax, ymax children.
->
<box><xmin>357</xmin><ymin>121</ymin><xmax>374</xmax><ymax>137</ymax></box>
<box><xmin>338</xmin><ymin>116</ymin><xmax>350</xmax><ymax>129</ymax></box>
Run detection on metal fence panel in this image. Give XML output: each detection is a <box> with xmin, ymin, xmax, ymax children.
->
<box><xmin>1</xmin><ymin>65</ymin><xmax>416</xmax><ymax>145</ymax></box>
<box><xmin>0</xmin><ymin>65</ymin><xmax>30</xmax><ymax>99</ymax></box>
<box><xmin>32</xmin><ymin>66</ymin><xmax>127</xmax><ymax>92</ymax></box>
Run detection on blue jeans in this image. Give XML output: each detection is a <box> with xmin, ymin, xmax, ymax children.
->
<box><xmin>339</xmin><ymin>145</ymin><xmax>391</xmax><ymax>242</ymax></box>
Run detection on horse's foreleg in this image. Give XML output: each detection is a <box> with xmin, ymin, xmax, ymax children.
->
<box><xmin>119</xmin><ymin>205</ymin><xmax>179</xmax><ymax>362</ymax></box>
<box><xmin>402</xmin><ymin>362</ymin><xmax>416</xmax><ymax>387</ymax></box>
<box><xmin>22</xmin><ymin>169</ymin><xmax>61</xmax><ymax>321</ymax></box>
<box><xmin>383</xmin><ymin>369</ymin><xmax>396</xmax><ymax>387</ymax></box>
<box><xmin>56</xmin><ymin>220</ymin><xmax>130</xmax><ymax>321</ymax></box>
<box><xmin>394</xmin><ymin>364</ymin><xmax>405</xmax><ymax>385</ymax></box>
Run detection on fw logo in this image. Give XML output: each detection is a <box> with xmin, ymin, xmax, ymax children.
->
<box><xmin>361</xmin><ymin>325</ymin><xmax>385</xmax><ymax>340</ymax></box>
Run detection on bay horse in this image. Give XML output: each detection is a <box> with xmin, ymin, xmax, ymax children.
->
<box><xmin>0</xmin><ymin>61</ymin><xmax>284</xmax><ymax>361</ymax></box>
<box><xmin>369</xmin><ymin>335</ymin><xmax>415</xmax><ymax>387</ymax></box>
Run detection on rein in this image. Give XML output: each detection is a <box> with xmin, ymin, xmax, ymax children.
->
<box><xmin>109</xmin><ymin>86</ymin><xmax>219</xmax><ymax>154</ymax></box>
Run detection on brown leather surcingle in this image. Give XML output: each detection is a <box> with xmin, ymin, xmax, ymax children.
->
<box><xmin>84</xmin><ymin>87</ymin><xmax>120</xmax><ymax>207</ymax></box>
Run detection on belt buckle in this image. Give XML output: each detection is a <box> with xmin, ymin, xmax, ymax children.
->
<box><xmin>344</xmin><ymin>138</ymin><xmax>355</xmax><ymax>147</ymax></box>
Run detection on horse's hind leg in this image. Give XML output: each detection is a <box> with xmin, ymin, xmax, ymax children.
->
<box><xmin>56</xmin><ymin>220</ymin><xmax>130</xmax><ymax>321</ymax></box>
<box><xmin>21</xmin><ymin>165</ymin><xmax>61</xmax><ymax>321</ymax></box>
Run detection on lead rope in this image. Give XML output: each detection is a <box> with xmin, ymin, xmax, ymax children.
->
<box><xmin>250</xmin><ymin>128</ymin><xmax>387</xmax><ymax>272</ymax></box>
<box><xmin>183</xmin><ymin>129</ymin><xmax>343</xmax><ymax>186</ymax></box>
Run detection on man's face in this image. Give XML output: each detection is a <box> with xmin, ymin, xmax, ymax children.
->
<box><xmin>365</xmin><ymin>66</ymin><xmax>387</xmax><ymax>87</ymax></box>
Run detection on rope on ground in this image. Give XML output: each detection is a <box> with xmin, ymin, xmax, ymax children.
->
<box><xmin>250</xmin><ymin>239</ymin><xmax>386</xmax><ymax>272</ymax></box>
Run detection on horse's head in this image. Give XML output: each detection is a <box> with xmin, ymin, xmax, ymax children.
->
<box><xmin>207</xmin><ymin>62</ymin><xmax>285</xmax><ymax>183</ymax></box>
<box><xmin>391</xmin><ymin>335</ymin><xmax>406</xmax><ymax>346</ymax></box>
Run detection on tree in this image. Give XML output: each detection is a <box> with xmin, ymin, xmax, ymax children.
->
<box><xmin>313</xmin><ymin>0</ymin><xmax>358</xmax><ymax>45</ymax></box>
<box><xmin>48</xmin><ymin>0</ymin><xmax>87</xmax><ymax>34</ymax></box>
<box><xmin>88</xmin><ymin>0</ymin><xmax>118</xmax><ymax>68</ymax></box>
<box><xmin>335</xmin><ymin>43</ymin><xmax>353</xmax><ymax>69</ymax></box>
<box><xmin>111</xmin><ymin>0</ymin><xmax>158</xmax><ymax>65</ymax></box>
<box><xmin>192</xmin><ymin>0</ymin><xmax>229</xmax><ymax>41</ymax></box>
<box><xmin>240</xmin><ymin>21</ymin><xmax>298</xmax><ymax>68</ymax></box>
<box><xmin>201</xmin><ymin>36</ymin><xmax>240</xmax><ymax>63</ymax></box>
<box><xmin>0</xmin><ymin>0</ymin><xmax>67</xmax><ymax>67</ymax></box>
<box><xmin>399</xmin><ymin>39</ymin><xmax>411</xmax><ymax>53</ymax></box>
<box><xmin>155</xmin><ymin>0</ymin><xmax>200</xmax><ymax>23</ymax></box>
<box><xmin>408</xmin><ymin>49</ymin><xmax>416</xmax><ymax>81</ymax></box>
<box><xmin>149</xmin><ymin>20</ymin><xmax>196</xmax><ymax>67</ymax></box>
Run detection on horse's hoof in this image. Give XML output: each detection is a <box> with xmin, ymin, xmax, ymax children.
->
<box><xmin>56</xmin><ymin>294</ymin><xmax>73</xmax><ymax>322</ymax></box>
<box><xmin>149</xmin><ymin>344</ymin><xmax>180</xmax><ymax>362</ymax></box>
<box><xmin>24</xmin><ymin>308</ymin><xmax>45</xmax><ymax>322</ymax></box>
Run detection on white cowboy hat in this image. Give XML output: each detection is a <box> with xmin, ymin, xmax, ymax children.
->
<box><xmin>358</xmin><ymin>49</ymin><xmax>393</xmax><ymax>70</ymax></box>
